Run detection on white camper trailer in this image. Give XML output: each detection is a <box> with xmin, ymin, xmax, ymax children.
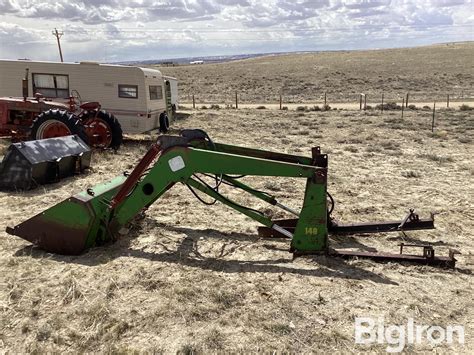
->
<box><xmin>0</xmin><ymin>60</ymin><xmax>178</xmax><ymax>134</ymax></box>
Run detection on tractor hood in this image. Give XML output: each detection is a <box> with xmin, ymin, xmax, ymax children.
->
<box><xmin>0</xmin><ymin>97</ymin><xmax>69</xmax><ymax>111</ymax></box>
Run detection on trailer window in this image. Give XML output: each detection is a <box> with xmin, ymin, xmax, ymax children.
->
<box><xmin>32</xmin><ymin>73</ymin><xmax>69</xmax><ymax>98</ymax></box>
<box><xmin>118</xmin><ymin>85</ymin><xmax>138</xmax><ymax>99</ymax></box>
<box><xmin>149</xmin><ymin>85</ymin><xmax>163</xmax><ymax>100</ymax></box>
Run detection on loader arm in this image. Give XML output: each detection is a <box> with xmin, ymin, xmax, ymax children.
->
<box><xmin>7</xmin><ymin>132</ymin><xmax>328</xmax><ymax>255</ymax></box>
<box><xmin>111</xmin><ymin>144</ymin><xmax>328</xmax><ymax>252</ymax></box>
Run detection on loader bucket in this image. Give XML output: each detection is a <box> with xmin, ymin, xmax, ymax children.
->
<box><xmin>6</xmin><ymin>175</ymin><xmax>126</xmax><ymax>255</ymax></box>
<box><xmin>0</xmin><ymin>135</ymin><xmax>91</xmax><ymax>191</ymax></box>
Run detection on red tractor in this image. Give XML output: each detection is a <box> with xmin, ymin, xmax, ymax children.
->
<box><xmin>0</xmin><ymin>73</ymin><xmax>123</xmax><ymax>149</ymax></box>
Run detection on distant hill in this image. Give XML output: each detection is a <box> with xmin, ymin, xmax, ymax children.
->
<box><xmin>114</xmin><ymin>53</ymin><xmax>278</xmax><ymax>66</ymax></box>
<box><xmin>151</xmin><ymin>42</ymin><xmax>474</xmax><ymax>104</ymax></box>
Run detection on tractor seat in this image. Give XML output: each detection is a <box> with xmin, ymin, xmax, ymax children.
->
<box><xmin>80</xmin><ymin>102</ymin><xmax>101</xmax><ymax>111</ymax></box>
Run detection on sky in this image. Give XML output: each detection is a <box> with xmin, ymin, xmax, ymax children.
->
<box><xmin>0</xmin><ymin>0</ymin><xmax>473</xmax><ymax>62</ymax></box>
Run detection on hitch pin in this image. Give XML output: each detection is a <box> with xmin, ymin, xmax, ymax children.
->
<box><xmin>398</xmin><ymin>209</ymin><xmax>415</xmax><ymax>230</ymax></box>
<box><xmin>275</xmin><ymin>202</ymin><xmax>300</xmax><ymax>217</ymax></box>
<box><xmin>272</xmin><ymin>224</ymin><xmax>294</xmax><ymax>239</ymax></box>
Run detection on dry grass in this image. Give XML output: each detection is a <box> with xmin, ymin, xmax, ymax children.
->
<box><xmin>157</xmin><ymin>42</ymin><xmax>474</xmax><ymax>104</ymax></box>
<box><xmin>0</xmin><ymin>140</ymin><xmax>8</xmax><ymax>157</ymax></box>
<box><xmin>1</xmin><ymin>107</ymin><xmax>473</xmax><ymax>352</ymax></box>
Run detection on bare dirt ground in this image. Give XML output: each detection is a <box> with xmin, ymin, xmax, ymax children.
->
<box><xmin>1</xmin><ymin>106</ymin><xmax>473</xmax><ymax>353</ymax></box>
<box><xmin>158</xmin><ymin>42</ymin><xmax>474</xmax><ymax>105</ymax></box>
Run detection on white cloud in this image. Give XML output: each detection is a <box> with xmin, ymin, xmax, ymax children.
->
<box><xmin>342</xmin><ymin>0</ymin><xmax>392</xmax><ymax>9</ymax></box>
<box><xmin>0</xmin><ymin>0</ymin><xmax>18</xmax><ymax>13</ymax></box>
<box><xmin>429</xmin><ymin>0</ymin><xmax>469</xmax><ymax>7</ymax></box>
<box><xmin>2</xmin><ymin>0</ymin><xmax>230</xmax><ymax>23</ymax></box>
<box><xmin>0</xmin><ymin>0</ymin><xmax>472</xmax><ymax>61</ymax></box>
<box><xmin>0</xmin><ymin>22</ymin><xmax>45</xmax><ymax>44</ymax></box>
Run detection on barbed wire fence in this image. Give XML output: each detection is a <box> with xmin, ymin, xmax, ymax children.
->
<box><xmin>180</xmin><ymin>89</ymin><xmax>472</xmax><ymax>110</ymax></box>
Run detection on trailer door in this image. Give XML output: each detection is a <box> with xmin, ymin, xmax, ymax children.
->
<box><xmin>164</xmin><ymin>80</ymin><xmax>174</xmax><ymax>120</ymax></box>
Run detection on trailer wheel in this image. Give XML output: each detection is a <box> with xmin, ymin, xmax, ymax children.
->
<box><xmin>82</xmin><ymin>110</ymin><xmax>123</xmax><ymax>150</ymax></box>
<box><xmin>159</xmin><ymin>112</ymin><xmax>170</xmax><ymax>133</ymax></box>
<box><xmin>31</xmin><ymin>109</ymin><xmax>88</xmax><ymax>142</ymax></box>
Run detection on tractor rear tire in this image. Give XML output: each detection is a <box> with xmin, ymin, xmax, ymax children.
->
<box><xmin>159</xmin><ymin>112</ymin><xmax>170</xmax><ymax>133</ymax></box>
<box><xmin>80</xmin><ymin>110</ymin><xmax>123</xmax><ymax>150</ymax></box>
<box><xmin>90</xmin><ymin>110</ymin><xmax>123</xmax><ymax>150</ymax></box>
<box><xmin>30</xmin><ymin>109</ymin><xmax>88</xmax><ymax>143</ymax></box>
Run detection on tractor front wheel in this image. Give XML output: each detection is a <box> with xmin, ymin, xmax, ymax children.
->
<box><xmin>82</xmin><ymin>110</ymin><xmax>123</xmax><ymax>150</ymax></box>
<box><xmin>31</xmin><ymin>109</ymin><xmax>88</xmax><ymax>142</ymax></box>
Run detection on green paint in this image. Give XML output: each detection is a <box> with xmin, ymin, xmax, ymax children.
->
<box><xmin>15</xmin><ymin>136</ymin><xmax>329</xmax><ymax>254</ymax></box>
<box><xmin>291</xmin><ymin>176</ymin><xmax>328</xmax><ymax>251</ymax></box>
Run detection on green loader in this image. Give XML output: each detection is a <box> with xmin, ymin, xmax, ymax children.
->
<box><xmin>6</xmin><ymin>130</ymin><xmax>458</xmax><ymax>267</ymax></box>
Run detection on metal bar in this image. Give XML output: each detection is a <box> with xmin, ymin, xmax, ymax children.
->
<box><xmin>272</xmin><ymin>224</ymin><xmax>293</xmax><ymax>239</ymax></box>
<box><xmin>221</xmin><ymin>175</ymin><xmax>300</xmax><ymax>217</ymax></box>
<box><xmin>209</xmin><ymin>143</ymin><xmax>314</xmax><ymax>165</ymax></box>
<box><xmin>257</xmin><ymin>215</ymin><xmax>435</xmax><ymax>238</ymax></box>
<box><xmin>275</xmin><ymin>202</ymin><xmax>300</xmax><ymax>217</ymax></box>
<box><xmin>186</xmin><ymin>147</ymin><xmax>319</xmax><ymax>178</ymax></box>
<box><xmin>329</xmin><ymin>218</ymin><xmax>434</xmax><ymax>234</ymax></box>
<box><xmin>257</xmin><ymin>225</ymin><xmax>292</xmax><ymax>238</ymax></box>
<box><xmin>186</xmin><ymin>177</ymin><xmax>273</xmax><ymax>227</ymax></box>
<box><xmin>268</xmin><ymin>218</ymin><xmax>298</xmax><ymax>227</ymax></box>
<box><xmin>328</xmin><ymin>249</ymin><xmax>456</xmax><ymax>268</ymax></box>
<box><xmin>221</xmin><ymin>175</ymin><xmax>276</xmax><ymax>203</ymax></box>
<box><xmin>398</xmin><ymin>210</ymin><xmax>413</xmax><ymax>229</ymax></box>
<box><xmin>257</xmin><ymin>218</ymin><xmax>297</xmax><ymax>238</ymax></box>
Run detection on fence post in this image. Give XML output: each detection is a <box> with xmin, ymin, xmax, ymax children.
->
<box><xmin>406</xmin><ymin>93</ymin><xmax>409</xmax><ymax>108</ymax></box>
<box><xmin>324</xmin><ymin>92</ymin><xmax>327</xmax><ymax>107</ymax></box>
<box><xmin>359</xmin><ymin>94</ymin><xmax>363</xmax><ymax>110</ymax></box>
<box><xmin>381</xmin><ymin>93</ymin><xmax>384</xmax><ymax>113</ymax></box>
<box><xmin>447</xmin><ymin>94</ymin><xmax>450</xmax><ymax>108</ymax></box>
<box><xmin>432</xmin><ymin>102</ymin><xmax>436</xmax><ymax>132</ymax></box>
<box><xmin>402</xmin><ymin>98</ymin><xmax>405</xmax><ymax>118</ymax></box>
<box><xmin>279</xmin><ymin>94</ymin><xmax>282</xmax><ymax>110</ymax></box>
<box><xmin>364</xmin><ymin>94</ymin><xmax>367</xmax><ymax>111</ymax></box>
<box><xmin>192</xmin><ymin>95</ymin><xmax>195</xmax><ymax>109</ymax></box>
<box><xmin>235</xmin><ymin>92</ymin><xmax>238</xmax><ymax>109</ymax></box>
